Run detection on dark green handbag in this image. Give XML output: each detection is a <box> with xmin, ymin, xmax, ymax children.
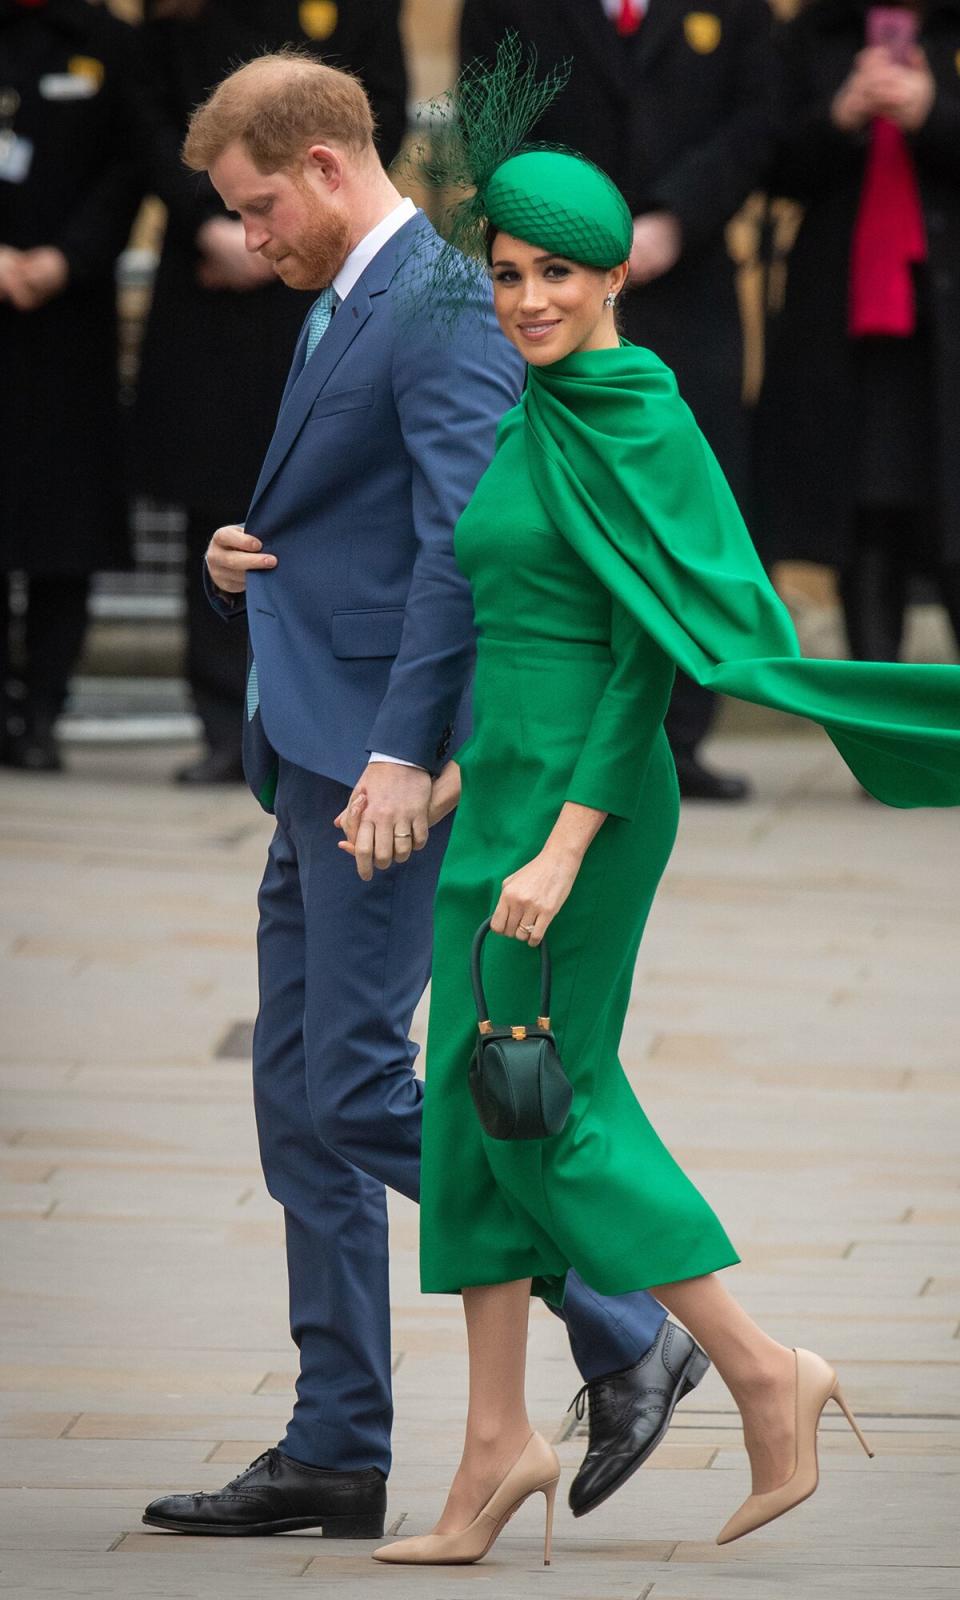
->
<box><xmin>468</xmin><ymin>916</ymin><xmax>574</xmax><ymax>1141</ymax></box>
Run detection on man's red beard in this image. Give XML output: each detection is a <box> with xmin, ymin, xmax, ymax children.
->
<box><xmin>270</xmin><ymin>181</ymin><xmax>352</xmax><ymax>290</ymax></box>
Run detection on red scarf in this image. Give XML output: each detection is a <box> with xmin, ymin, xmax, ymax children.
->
<box><xmin>849</xmin><ymin>116</ymin><xmax>927</xmax><ymax>338</ymax></box>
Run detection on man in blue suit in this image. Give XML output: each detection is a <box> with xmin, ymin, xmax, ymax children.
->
<box><xmin>142</xmin><ymin>53</ymin><xmax>707</xmax><ymax>1541</ymax></box>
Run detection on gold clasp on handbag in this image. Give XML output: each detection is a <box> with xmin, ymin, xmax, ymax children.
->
<box><xmin>511</xmin><ymin>1025</ymin><xmax>527</xmax><ymax>1040</ymax></box>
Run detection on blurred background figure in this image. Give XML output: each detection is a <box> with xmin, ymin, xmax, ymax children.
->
<box><xmin>131</xmin><ymin>0</ymin><xmax>407</xmax><ymax>785</ymax></box>
<box><xmin>461</xmin><ymin>0</ymin><xmax>778</xmax><ymax>801</ymax></box>
<box><xmin>0</xmin><ymin>0</ymin><xmax>141</xmax><ymax>772</ymax></box>
<box><xmin>759</xmin><ymin>0</ymin><xmax>960</xmax><ymax>666</ymax></box>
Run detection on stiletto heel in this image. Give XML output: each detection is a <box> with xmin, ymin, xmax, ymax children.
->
<box><xmin>542</xmin><ymin>1475</ymin><xmax>558</xmax><ymax>1566</ymax></box>
<box><xmin>831</xmin><ymin>1382</ymin><xmax>874</xmax><ymax>1458</ymax></box>
<box><xmin>717</xmin><ymin>1349</ymin><xmax>875</xmax><ymax>1546</ymax></box>
<box><xmin>373</xmin><ymin>1432</ymin><xmax>562</xmax><ymax>1566</ymax></box>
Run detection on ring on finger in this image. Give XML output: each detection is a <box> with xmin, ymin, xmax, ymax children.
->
<box><xmin>518</xmin><ymin>922</ymin><xmax>536</xmax><ymax>935</ymax></box>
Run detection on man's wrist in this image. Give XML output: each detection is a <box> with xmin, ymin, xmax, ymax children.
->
<box><xmin>368</xmin><ymin>752</ymin><xmax>427</xmax><ymax>770</ymax></box>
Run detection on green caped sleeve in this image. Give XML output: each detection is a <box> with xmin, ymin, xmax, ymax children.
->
<box><xmin>523</xmin><ymin>346</ymin><xmax>960</xmax><ymax>810</ymax></box>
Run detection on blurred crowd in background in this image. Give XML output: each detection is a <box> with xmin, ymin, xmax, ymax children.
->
<box><xmin>1</xmin><ymin>0</ymin><xmax>958</xmax><ymax>797</ymax></box>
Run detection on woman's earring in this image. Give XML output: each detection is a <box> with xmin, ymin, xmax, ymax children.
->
<box><xmin>604</xmin><ymin>293</ymin><xmax>617</xmax><ymax>308</ymax></box>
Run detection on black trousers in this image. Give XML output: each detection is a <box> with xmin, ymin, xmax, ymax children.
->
<box><xmin>1</xmin><ymin>573</ymin><xmax>91</xmax><ymax>725</ymax></box>
<box><xmin>184</xmin><ymin>508</ymin><xmax>248</xmax><ymax>755</ymax></box>
<box><xmin>840</xmin><ymin>507</ymin><xmax>960</xmax><ymax>662</ymax></box>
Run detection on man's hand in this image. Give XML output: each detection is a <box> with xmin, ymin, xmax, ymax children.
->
<box><xmin>0</xmin><ymin>246</ymin><xmax>69</xmax><ymax>310</ymax></box>
<box><xmin>334</xmin><ymin>763</ymin><xmax>432</xmax><ymax>881</ymax></box>
<box><xmin>205</xmin><ymin>524</ymin><xmax>277</xmax><ymax>596</ymax></box>
<box><xmin>628</xmin><ymin>212</ymin><xmax>682</xmax><ymax>288</ymax></box>
<box><xmin>196</xmin><ymin>217</ymin><xmax>276</xmax><ymax>292</ymax></box>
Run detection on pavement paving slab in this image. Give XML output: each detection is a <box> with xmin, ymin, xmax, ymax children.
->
<box><xmin>1</xmin><ymin>734</ymin><xmax>958</xmax><ymax>1598</ymax></box>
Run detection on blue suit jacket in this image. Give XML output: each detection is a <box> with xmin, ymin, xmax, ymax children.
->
<box><xmin>207</xmin><ymin>212</ymin><xmax>523</xmax><ymax>805</ymax></box>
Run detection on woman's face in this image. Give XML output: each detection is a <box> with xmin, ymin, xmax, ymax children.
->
<box><xmin>490</xmin><ymin>232</ymin><xmax>628</xmax><ymax>365</ymax></box>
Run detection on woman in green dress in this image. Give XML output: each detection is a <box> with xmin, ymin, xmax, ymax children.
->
<box><xmin>340</xmin><ymin>65</ymin><xmax>960</xmax><ymax>1567</ymax></box>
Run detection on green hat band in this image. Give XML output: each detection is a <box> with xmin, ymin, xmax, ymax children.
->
<box><xmin>482</xmin><ymin>150</ymin><xmax>633</xmax><ymax>270</ymax></box>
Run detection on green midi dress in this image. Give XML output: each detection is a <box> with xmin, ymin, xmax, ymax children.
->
<box><xmin>419</xmin><ymin>343</ymin><xmax>960</xmax><ymax>1304</ymax></box>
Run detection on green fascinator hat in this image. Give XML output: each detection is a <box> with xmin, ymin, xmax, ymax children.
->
<box><xmin>483</xmin><ymin>150</ymin><xmax>633</xmax><ymax>269</ymax></box>
<box><xmin>404</xmin><ymin>34</ymin><xmax>632</xmax><ymax>321</ymax></box>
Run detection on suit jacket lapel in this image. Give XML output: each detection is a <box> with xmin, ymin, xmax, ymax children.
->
<box><xmin>246</xmin><ymin>214</ymin><xmax>427</xmax><ymax>517</ymax></box>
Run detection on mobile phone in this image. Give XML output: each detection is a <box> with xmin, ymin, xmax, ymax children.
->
<box><xmin>866</xmin><ymin>6</ymin><xmax>918</xmax><ymax>64</ymax></box>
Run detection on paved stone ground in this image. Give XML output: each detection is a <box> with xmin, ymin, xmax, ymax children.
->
<box><xmin>1</xmin><ymin>731</ymin><xmax>958</xmax><ymax>1599</ymax></box>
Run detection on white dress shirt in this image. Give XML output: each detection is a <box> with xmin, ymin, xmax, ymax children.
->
<box><xmin>600</xmin><ymin>0</ymin><xmax>649</xmax><ymax>20</ymax></box>
<box><xmin>333</xmin><ymin>194</ymin><xmax>417</xmax><ymax>304</ymax></box>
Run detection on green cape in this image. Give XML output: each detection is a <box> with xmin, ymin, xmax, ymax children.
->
<box><xmin>523</xmin><ymin>343</ymin><xmax>960</xmax><ymax>809</ymax></box>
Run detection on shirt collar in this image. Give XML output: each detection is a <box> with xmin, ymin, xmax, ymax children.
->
<box><xmin>332</xmin><ymin>196</ymin><xmax>418</xmax><ymax>303</ymax></box>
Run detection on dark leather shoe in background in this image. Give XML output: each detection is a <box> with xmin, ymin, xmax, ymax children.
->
<box><xmin>568</xmin><ymin>1320</ymin><xmax>710</xmax><ymax>1517</ymax></box>
<box><xmin>675</xmin><ymin>754</ymin><xmax>750</xmax><ymax>802</ymax></box>
<box><xmin>174</xmin><ymin>746</ymin><xmax>245</xmax><ymax>785</ymax></box>
<box><xmin>4</xmin><ymin>714</ymin><xmax>62</xmax><ymax>773</ymax></box>
<box><xmin>142</xmin><ymin>1448</ymin><xmax>386</xmax><ymax>1537</ymax></box>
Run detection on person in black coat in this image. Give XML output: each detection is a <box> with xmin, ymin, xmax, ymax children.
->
<box><xmin>461</xmin><ymin>0</ymin><xmax>779</xmax><ymax>800</ymax></box>
<box><xmin>0</xmin><ymin>0</ymin><xmax>141</xmax><ymax>771</ymax></box>
<box><xmin>758</xmin><ymin>0</ymin><xmax>960</xmax><ymax>664</ymax></box>
<box><xmin>132</xmin><ymin>0</ymin><xmax>407</xmax><ymax>784</ymax></box>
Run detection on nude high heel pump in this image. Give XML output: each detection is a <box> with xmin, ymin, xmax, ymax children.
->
<box><xmin>717</xmin><ymin>1347</ymin><xmax>874</xmax><ymax>1545</ymax></box>
<box><xmin>373</xmin><ymin>1431</ymin><xmax>561</xmax><ymax>1566</ymax></box>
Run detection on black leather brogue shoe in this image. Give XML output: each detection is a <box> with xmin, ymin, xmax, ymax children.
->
<box><xmin>142</xmin><ymin>1448</ymin><xmax>386</xmax><ymax>1537</ymax></box>
<box><xmin>568</xmin><ymin>1320</ymin><xmax>710</xmax><ymax>1517</ymax></box>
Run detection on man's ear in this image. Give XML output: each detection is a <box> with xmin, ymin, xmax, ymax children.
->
<box><xmin>305</xmin><ymin>144</ymin><xmax>344</xmax><ymax>190</ymax></box>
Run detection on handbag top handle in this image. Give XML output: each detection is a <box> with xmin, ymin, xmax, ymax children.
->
<box><xmin>470</xmin><ymin>916</ymin><xmax>553</xmax><ymax>1038</ymax></box>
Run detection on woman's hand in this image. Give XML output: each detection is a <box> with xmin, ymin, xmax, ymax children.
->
<box><xmin>490</xmin><ymin>801</ymin><xmax>608</xmax><ymax>947</ymax></box>
<box><xmin>490</xmin><ymin>844</ymin><xmax>581</xmax><ymax>947</ymax></box>
<box><xmin>428</xmin><ymin>760</ymin><xmax>461</xmax><ymax>826</ymax></box>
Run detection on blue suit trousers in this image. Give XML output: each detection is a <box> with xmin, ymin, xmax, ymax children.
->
<box><xmin>255</xmin><ymin>759</ymin><xmax>666</xmax><ymax>1473</ymax></box>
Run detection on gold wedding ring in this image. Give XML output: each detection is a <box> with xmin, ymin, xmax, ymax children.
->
<box><xmin>518</xmin><ymin>923</ymin><xmax>536</xmax><ymax>934</ymax></box>
<box><xmin>394</xmin><ymin>831</ymin><xmax>412</xmax><ymax>839</ymax></box>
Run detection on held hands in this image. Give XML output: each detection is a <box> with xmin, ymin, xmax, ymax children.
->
<box><xmin>336</xmin><ymin>761</ymin><xmax>462</xmax><ymax>879</ymax></box>
<box><xmin>205</xmin><ymin>524</ymin><xmax>277</xmax><ymax>596</ymax></box>
<box><xmin>334</xmin><ymin>763</ymin><xmax>433</xmax><ymax>881</ymax></box>
<box><xmin>832</xmin><ymin>45</ymin><xmax>935</xmax><ymax>134</ymax></box>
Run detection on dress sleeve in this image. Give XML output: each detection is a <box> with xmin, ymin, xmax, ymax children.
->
<box><xmin>565</xmin><ymin>600</ymin><xmax>674</xmax><ymax>822</ymax></box>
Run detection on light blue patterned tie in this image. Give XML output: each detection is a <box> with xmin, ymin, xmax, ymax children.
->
<box><xmin>246</xmin><ymin>659</ymin><xmax>259</xmax><ymax>722</ymax></box>
<box><xmin>304</xmin><ymin>286</ymin><xmax>338</xmax><ymax>362</ymax></box>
